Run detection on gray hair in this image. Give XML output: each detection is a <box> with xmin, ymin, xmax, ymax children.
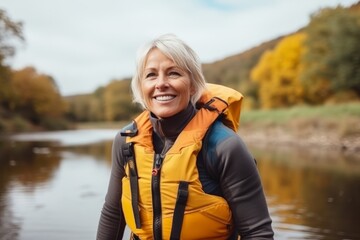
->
<box><xmin>131</xmin><ymin>34</ymin><xmax>207</xmax><ymax>109</ymax></box>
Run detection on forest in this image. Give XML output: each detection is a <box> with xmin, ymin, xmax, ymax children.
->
<box><xmin>0</xmin><ymin>3</ymin><xmax>359</xmax><ymax>133</ymax></box>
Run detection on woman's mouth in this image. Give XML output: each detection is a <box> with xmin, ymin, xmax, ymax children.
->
<box><xmin>154</xmin><ymin>95</ymin><xmax>176</xmax><ymax>101</ymax></box>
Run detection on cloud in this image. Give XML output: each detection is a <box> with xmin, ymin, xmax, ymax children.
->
<box><xmin>1</xmin><ymin>0</ymin><xmax>357</xmax><ymax>96</ymax></box>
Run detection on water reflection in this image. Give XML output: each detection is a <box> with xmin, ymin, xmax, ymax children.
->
<box><xmin>0</xmin><ymin>131</ymin><xmax>359</xmax><ymax>239</ymax></box>
<box><xmin>0</xmin><ymin>135</ymin><xmax>113</xmax><ymax>240</ymax></box>
<box><xmin>250</xmin><ymin>144</ymin><xmax>360</xmax><ymax>240</ymax></box>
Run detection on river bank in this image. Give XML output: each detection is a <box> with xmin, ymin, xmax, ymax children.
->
<box><xmin>238</xmin><ymin>103</ymin><xmax>360</xmax><ymax>154</ymax></box>
<box><xmin>239</xmin><ymin>118</ymin><xmax>360</xmax><ymax>154</ymax></box>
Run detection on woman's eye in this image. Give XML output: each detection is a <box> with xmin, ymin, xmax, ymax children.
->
<box><xmin>169</xmin><ymin>71</ymin><xmax>181</xmax><ymax>77</ymax></box>
<box><xmin>145</xmin><ymin>72</ymin><xmax>156</xmax><ymax>78</ymax></box>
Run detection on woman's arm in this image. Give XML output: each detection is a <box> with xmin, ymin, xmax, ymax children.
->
<box><xmin>209</xmin><ymin>124</ymin><xmax>274</xmax><ymax>239</ymax></box>
<box><xmin>97</xmin><ymin>132</ymin><xmax>127</xmax><ymax>240</ymax></box>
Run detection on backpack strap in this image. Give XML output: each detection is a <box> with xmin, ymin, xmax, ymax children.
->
<box><xmin>121</xmin><ymin>121</ymin><xmax>141</xmax><ymax>229</ymax></box>
<box><xmin>170</xmin><ymin>181</ymin><xmax>190</xmax><ymax>240</ymax></box>
<box><xmin>198</xmin><ymin>83</ymin><xmax>243</xmax><ymax>132</ymax></box>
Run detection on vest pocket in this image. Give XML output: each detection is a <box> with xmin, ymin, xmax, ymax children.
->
<box><xmin>199</xmin><ymin>203</ymin><xmax>233</xmax><ymax>225</ymax></box>
<box><xmin>178</xmin><ymin>203</ymin><xmax>233</xmax><ymax>239</ymax></box>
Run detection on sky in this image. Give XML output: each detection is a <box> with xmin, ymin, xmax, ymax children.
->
<box><xmin>1</xmin><ymin>0</ymin><xmax>358</xmax><ymax>96</ymax></box>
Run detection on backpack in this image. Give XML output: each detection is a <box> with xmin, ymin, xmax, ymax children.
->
<box><xmin>197</xmin><ymin>83</ymin><xmax>243</xmax><ymax>132</ymax></box>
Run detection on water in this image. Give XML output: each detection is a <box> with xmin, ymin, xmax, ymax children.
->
<box><xmin>251</xmin><ymin>145</ymin><xmax>360</xmax><ymax>239</ymax></box>
<box><xmin>0</xmin><ymin>130</ymin><xmax>359</xmax><ymax>239</ymax></box>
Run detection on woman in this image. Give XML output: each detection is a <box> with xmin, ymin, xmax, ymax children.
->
<box><xmin>97</xmin><ymin>34</ymin><xmax>274</xmax><ymax>239</ymax></box>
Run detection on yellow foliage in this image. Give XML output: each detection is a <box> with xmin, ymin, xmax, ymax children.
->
<box><xmin>11</xmin><ymin>67</ymin><xmax>65</xmax><ymax>118</ymax></box>
<box><xmin>103</xmin><ymin>79</ymin><xmax>138</xmax><ymax>121</ymax></box>
<box><xmin>251</xmin><ymin>33</ymin><xmax>306</xmax><ymax>108</ymax></box>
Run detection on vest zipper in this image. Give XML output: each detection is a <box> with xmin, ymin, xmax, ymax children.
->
<box><xmin>152</xmin><ymin>153</ymin><xmax>164</xmax><ymax>240</ymax></box>
<box><xmin>152</xmin><ymin>153</ymin><xmax>163</xmax><ymax>176</ymax></box>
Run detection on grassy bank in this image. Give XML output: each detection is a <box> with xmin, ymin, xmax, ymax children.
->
<box><xmin>241</xmin><ymin>102</ymin><xmax>360</xmax><ymax>125</ymax></box>
<box><xmin>239</xmin><ymin>102</ymin><xmax>360</xmax><ymax>152</ymax></box>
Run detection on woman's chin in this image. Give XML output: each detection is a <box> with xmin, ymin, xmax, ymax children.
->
<box><xmin>151</xmin><ymin>109</ymin><xmax>178</xmax><ymax>119</ymax></box>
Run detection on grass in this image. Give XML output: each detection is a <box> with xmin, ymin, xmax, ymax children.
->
<box><xmin>240</xmin><ymin>102</ymin><xmax>360</xmax><ymax>139</ymax></box>
<box><xmin>240</xmin><ymin>102</ymin><xmax>360</xmax><ymax>125</ymax></box>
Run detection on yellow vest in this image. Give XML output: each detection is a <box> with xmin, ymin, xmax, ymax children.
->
<box><xmin>121</xmin><ymin>84</ymin><xmax>243</xmax><ymax>239</ymax></box>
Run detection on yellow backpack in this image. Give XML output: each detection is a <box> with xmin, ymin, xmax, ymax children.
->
<box><xmin>197</xmin><ymin>83</ymin><xmax>243</xmax><ymax>131</ymax></box>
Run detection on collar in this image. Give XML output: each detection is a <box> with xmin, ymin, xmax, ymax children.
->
<box><xmin>149</xmin><ymin>103</ymin><xmax>196</xmax><ymax>141</ymax></box>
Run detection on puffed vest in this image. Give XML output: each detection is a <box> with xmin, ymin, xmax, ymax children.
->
<box><xmin>120</xmin><ymin>84</ymin><xmax>243</xmax><ymax>240</ymax></box>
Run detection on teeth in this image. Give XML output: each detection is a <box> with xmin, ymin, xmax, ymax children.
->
<box><xmin>155</xmin><ymin>95</ymin><xmax>175</xmax><ymax>101</ymax></box>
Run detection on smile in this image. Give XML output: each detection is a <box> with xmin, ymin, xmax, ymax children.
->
<box><xmin>154</xmin><ymin>95</ymin><xmax>176</xmax><ymax>101</ymax></box>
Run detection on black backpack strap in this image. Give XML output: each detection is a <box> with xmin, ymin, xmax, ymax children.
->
<box><xmin>170</xmin><ymin>181</ymin><xmax>189</xmax><ymax>240</ymax></box>
<box><xmin>121</xmin><ymin>121</ymin><xmax>141</xmax><ymax>229</ymax></box>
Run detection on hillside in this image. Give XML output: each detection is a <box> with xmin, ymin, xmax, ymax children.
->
<box><xmin>202</xmin><ymin>35</ymin><xmax>285</xmax><ymax>92</ymax></box>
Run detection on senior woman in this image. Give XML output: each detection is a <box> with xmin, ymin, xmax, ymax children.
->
<box><xmin>97</xmin><ymin>34</ymin><xmax>273</xmax><ymax>240</ymax></box>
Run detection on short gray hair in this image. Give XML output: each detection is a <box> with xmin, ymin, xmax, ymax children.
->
<box><xmin>131</xmin><ymin>34</ymin><xmax>207</xmax><ymax>109</ymax></box>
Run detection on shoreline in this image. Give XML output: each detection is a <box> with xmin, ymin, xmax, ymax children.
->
<box><xmin>239</xmin><ymin>125</ymin><xmax>360</xmax><ymax>154</ymax></box>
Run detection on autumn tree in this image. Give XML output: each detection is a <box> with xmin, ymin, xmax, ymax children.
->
<box><xmin>251</xmin><ymin>33</ymin><xmax>306</xmax><ymax>108</ymax></box>
<box><xmin>301</xmin><ymin>6</ymin><xmax>360</xmax><ymax>103</ymax></box>
<box><xmin>103</xmin><ymin>79</ymin><xmax>141</xmax><ymax>121</ymax></box>
<box><xmin>11</xmin><ymin>67</ymin><xmax>66</xmax><ymax>123</ymax></box>
<box><xmin>0</xmin><ymin>9</ymin><xmax>24</xmax><ymax>110</ymax></box>
<box><xmin>65</xmin><ymin>92</ymin><xmax>104</xmax><ymax>122</ymax></box>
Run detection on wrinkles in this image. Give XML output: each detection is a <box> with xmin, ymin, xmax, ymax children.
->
<box><xmin>96</xmin><ymin>204</ymin><xmax>125</xmax><ymax>240</ymax></box>
<box><xmin>97</xmin><ymin>193</ymin><xmax>125</xmax><ymax>240</ymax></box>
<box><xmin>221</xmin><ymin>171</ymin><xmax>262</xmax><ymax>203</ymax></box>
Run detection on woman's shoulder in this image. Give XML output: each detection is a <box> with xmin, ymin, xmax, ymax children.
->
<box><xmin>205</xmin><ymin>120</ymin><xmax>240</xmax><ymax>146</ymax></box>
<box><xmin>112</xmin><ymin>123</ymin><xmax>134</xmax><ymax>155</ymax></box>
<box><xmin>204</xmin><ymin>120</ymin><xmax>253</xmax><ymax>163</ymax></box>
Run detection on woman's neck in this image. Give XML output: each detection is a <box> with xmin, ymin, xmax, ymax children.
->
<box><xmin>150</xmin><ymin>103</ymin><xmax>196</xmax><ymax>140</ymax></box>
<box><xmin>150</xmin><ymin>103</ymin><xmax>196</xmax><ymax>155</ymax></box>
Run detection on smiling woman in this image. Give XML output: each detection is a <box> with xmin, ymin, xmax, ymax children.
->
<box><xmin>131</xmin><ymin>34</ymin><xmax>206</xmax><ymax>110</ymax></box>
<box><xmin>140</xmin><ymin>48</ymin><xmax>195</xmax><ymax>118</ymax></box>
<box><xmin>96</xmin><ymin>34</ymin><xmax>274</xmax><ymax>240</ymax></box>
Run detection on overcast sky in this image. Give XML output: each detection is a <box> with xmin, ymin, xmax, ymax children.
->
<box><xmin>1</xmin><ymin>0</ymin><xmax>357</xmax><ymax>96</ymax></box>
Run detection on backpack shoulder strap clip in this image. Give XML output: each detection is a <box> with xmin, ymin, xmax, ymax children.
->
<box><xmin>197</xmin><ymin>97</ymin><xmax>229</xmax><ymax>114</ymax></box>
<box><xmin>120</xmin><ymin>120</ymin><xmax>138</xmax><ymax>137</ymax></box>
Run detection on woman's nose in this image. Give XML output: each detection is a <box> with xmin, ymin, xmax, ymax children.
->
<box><xmin>155</xmin><ymin>74</ymin><xmax>168</xmax><ymax>89</ymax></box>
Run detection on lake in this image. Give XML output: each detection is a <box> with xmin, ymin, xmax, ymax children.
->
<box><xmin>0</xmin><ymin>129</ymin><xmax>359</xmax><ymax>240</ymax></box>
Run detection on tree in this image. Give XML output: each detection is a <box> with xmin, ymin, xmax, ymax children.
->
<box><xmin>301</xmin><ymin>6</ymin><xmax>360</xmax><ymax>103</ymax></box>
<box><xmin>251</xmin><ymin>33</ymin><xmax>306</xmax><ymax>108</ymax></box>
<box><xmin>0</xmin><ymin>9</ymin><xmax>24</xmax><ymax>109</ymax></box>
<box><xmin>11</xmin><ymin>67</ymin><xmax>65</xmax><ymax>123</ymax></box>
<box><xmin>103</xmin><ymin>79</ymin><xmax>141</xmax><ymax>121</ymax></box>
<box><xmin>0</xmin><ymin>9</ymin><xmax>24</xmax><ymax>60</ymax></box>
<box><xmin>65</xmin><ymin>94</ymin><xmax>104</xmax><ymax>122</ymax></box>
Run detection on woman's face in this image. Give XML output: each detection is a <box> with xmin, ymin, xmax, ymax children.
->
<box><xmin>141</xmin><ymin>48</ymin><xmax>194</xmax><ymax>118</ymax></box>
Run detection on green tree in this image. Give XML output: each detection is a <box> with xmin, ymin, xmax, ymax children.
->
<box><xmin>301</xmin><ymin>6</ymin><xmax>360</xmax><ymax>103</ymax></box>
